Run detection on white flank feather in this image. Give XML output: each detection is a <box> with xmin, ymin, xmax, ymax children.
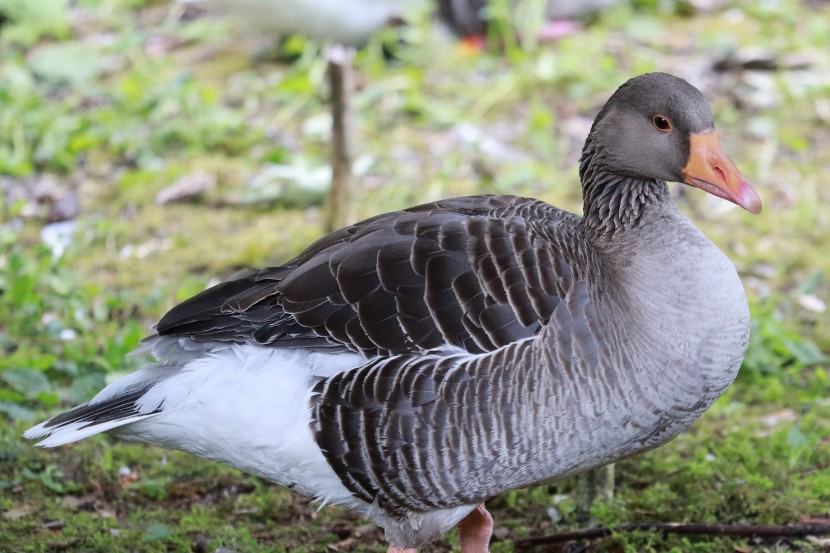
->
<box><xmin>25</xmin><ymin>344</ymin><xmax>367</xmax><ymax>512</ymax></box>
<box><xmin>118</xmin><ymin>345</ymin><xmax>364</xmax><ymax>508</ymax></box>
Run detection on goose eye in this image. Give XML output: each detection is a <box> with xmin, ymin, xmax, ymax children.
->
<box><xmin>653</xmin><ymin>115</ymin><xmax>672</xmax><ymax>132</ymax></box>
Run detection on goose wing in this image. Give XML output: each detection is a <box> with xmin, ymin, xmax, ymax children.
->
<box><xmin>155</xmin><ymin>195</ymin><xmax>582</xmax><ymax>357</ymax></box>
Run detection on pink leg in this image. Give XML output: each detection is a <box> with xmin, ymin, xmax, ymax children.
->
<box><xmin>457</xmin><ymin>504</ymin><xmax>493</xmax><ymax>553</ymax></box>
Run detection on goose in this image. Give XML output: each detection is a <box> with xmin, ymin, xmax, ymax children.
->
<box><xmin>26</xmin><ymin>73</ymin><xmax>761</xmax><ymax>552</ymax></box>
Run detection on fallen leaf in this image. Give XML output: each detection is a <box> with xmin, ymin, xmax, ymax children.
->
<box><xmin>155</xmin><ymin>171</ymin><xmax>216</xmax><ymax>205</ymax></box>
<box><xmin>2</xmin><ymin>508</ymin><xmax>30</xmax><ymax>520</ymax></box>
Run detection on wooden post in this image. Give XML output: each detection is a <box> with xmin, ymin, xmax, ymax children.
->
<box><xmin>324</xmin><ymin>45</ymin><xmax>355</xmax><ymax>233</ymax></box>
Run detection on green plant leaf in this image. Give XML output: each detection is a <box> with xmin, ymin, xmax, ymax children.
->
<box><xmin>142</xmin><ymin>523</ymin><xmax>173</xmax><ymax>542</ymax></box>
<box><xmin>0</xmin><ymin>400</ymin><xmax>35</xmax><ymax>421</ymax></box>
<box><xmin>38</xmin><ymin>465</ymin><xmax>65</xmax><ymax>493</ymax></box>
<box><xmin>28</xmin><ymin>41</ymin><xmax>116</xmax><ymax>87</ymax></box>
<box><xmin>69</xmin><ymin>373</ymin><xmax>106</xmax><ymax>403</ymax></box>
<box><xmin>1</xmin><ymin>367</ymin><xmax>51</xmax><ymax>399</ymax></box>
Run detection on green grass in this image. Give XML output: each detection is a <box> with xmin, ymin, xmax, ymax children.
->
<box><xmin>1</xmin><ymin>0</ymin><xmax>830</xmax><ymax>551</ymax></box>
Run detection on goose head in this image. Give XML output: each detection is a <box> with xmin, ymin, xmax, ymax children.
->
<box><xmin>582</xmin><ymin>72</ymin><xmax>762</xmax><ymax>214</ymax></box>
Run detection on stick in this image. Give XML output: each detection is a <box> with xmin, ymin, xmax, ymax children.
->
<box><xmin>324</xmin><ymin>45</ymin><xmax>355</xmax><ymax>233</ymax></box>
<box><xmin>513</xmin><ymin>522</ymin><xmax>830</xmax><ymax>549</ymax></box>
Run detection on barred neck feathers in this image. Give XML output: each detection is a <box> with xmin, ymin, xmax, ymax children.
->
<box><xmin>578</xmin><ymin>140</ymin><xmax>672</xmax><ymax>237</ymax></box>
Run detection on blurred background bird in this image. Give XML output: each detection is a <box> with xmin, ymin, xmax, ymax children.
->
<box><xmin>206</xmin><ymin>0</ymin><xmax>410</xmax><ymax>48</ymax></box>
<box><xmin>436</xmin><ymin>0</ymin><xmax>621</xmax><ymax>49</ymax></box>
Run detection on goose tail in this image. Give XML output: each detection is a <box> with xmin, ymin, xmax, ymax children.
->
<box><xmin>23</xmin><ymin>365</ymin><xmax>174</xmax><ymax>447</ymax></box>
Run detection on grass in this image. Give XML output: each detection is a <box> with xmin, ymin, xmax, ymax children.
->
<box><xmin>1</xmin><ymin>0</ymin><xmax>829</xmax><ymax>551</ymax></box>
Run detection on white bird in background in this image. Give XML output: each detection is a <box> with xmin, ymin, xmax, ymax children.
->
<box><xmin>211</xmin><ymin>0</ymin><xmax>409</xmax><ymax>47</ymax></box>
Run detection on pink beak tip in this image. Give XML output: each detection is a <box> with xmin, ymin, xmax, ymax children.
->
<box><xmin>737</xmin><ymin>180</ymin><xmax>762</xmax><ymax>214</ymax></box>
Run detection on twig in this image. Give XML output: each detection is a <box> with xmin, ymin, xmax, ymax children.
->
<box><xmin>513</xmin><ymin>523</ymin><xmax>830</xmax><ymax>549</ymax></box>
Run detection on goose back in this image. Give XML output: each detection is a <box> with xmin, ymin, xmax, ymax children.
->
<box><xmin>156</xmin><ymin>196</ymin><xmax>585</xmax><ymax>357</ymax></box>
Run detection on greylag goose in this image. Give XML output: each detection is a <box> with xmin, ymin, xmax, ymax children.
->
<box><xmin>202</xmin><ymin>0</ymin><xmax>416</xmax><ymax>230</ymax></box>
<box><xmin>26</xmin><ymin>73</ymin><xmax>761</xmax><ymax>552</ymax></box>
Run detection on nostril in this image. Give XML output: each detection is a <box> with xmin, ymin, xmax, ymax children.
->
<box><xmin>713</xmin><ymin>165</ymin><xmax>727</xmax><ymax>184</ymax></box>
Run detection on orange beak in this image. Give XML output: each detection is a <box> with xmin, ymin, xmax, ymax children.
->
<box><xmin>682</xmin><ymin>130</ymin><xmax>762</xmax><ymax>214</ymax></box>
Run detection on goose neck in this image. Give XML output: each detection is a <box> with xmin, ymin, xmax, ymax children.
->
<box><xmin>578</xmin><ymin>144</ymin><xmax>673</xmax><ymax>242</ymax></box>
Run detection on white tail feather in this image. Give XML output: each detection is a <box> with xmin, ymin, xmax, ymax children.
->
<box><xmin>24</xmin><ymin>413</ymin><xmax>160</xmax><ymax>447</ymax></box>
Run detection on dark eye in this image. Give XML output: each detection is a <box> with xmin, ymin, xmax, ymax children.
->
<box><xmin>653</xmin><ymin>115</ymin><xmax>672</xmax><ymax>132</ymax></box>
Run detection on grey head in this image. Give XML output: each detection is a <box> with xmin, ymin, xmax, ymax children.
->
<box><xmin>581</xmin><ymin>72</ymin><xmax>762</xmax><ymax>214</ymax></box>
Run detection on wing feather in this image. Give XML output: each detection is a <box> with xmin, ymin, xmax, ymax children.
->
<box><xmin>155</xmin><ymin>195</ymin><xmax>582</xmax><ymax>357</ymax></box>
